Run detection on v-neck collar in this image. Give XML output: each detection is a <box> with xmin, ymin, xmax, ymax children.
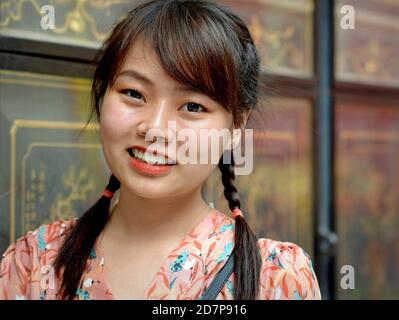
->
<box><xmin>88</xmin><ymin>207</ymin><xmax>227</xmax><ymax>300</ymax></box>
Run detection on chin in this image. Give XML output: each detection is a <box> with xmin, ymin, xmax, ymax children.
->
<box><xmin>125</xmin><ymin>178</ymin><xmax>180</xmax><ymax>199</ymax></box>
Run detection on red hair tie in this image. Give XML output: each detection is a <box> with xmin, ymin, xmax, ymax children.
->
<box><xmin>102</xmin><ymin>189</ymin><xmax>114</xmax><ymax>198</ymax></box>
<box><xmin>232</xmin><ymin>208</ymin><xmax>244</xmax><ymax>219</ymax></box>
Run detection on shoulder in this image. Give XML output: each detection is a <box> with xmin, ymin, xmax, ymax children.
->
<box><xmin>256</xmin><ymin>238</ymin><xmax>322</xmax><ymax>300</ymax></box>
<box><xmin>0</xmin><ymin>218</ymin><xmax>77</xmax><ymax>299</ymax></box>
<box><xmin>5</xmin><ymin>218</ymin><xmax>76</xmax><ymax>258</ymax></box>
<box><xmin>1</xmin><ymin>218</ymin><xmax>76</xmax><ymax>260</ymax></box>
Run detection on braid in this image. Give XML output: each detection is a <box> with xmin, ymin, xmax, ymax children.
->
<box><xmin>219</xmin><ymin>151</ymin><xmax>241</xmax><ymax>211</ymax></box>
<box><xmin>218</xmin><ymin>150</ymin><xmax>261</xmax><ymax>300</ymax></box>
<box><xmin>54</xmin><ymin>174</ymin><xmax>120</xmax><ymax>300</ymax></box>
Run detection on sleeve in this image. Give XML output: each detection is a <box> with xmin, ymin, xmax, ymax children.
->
<box><xmin>257</xmin><ymin>239</ymin><xmax>322</xmax><ymax>300</ymax></box>
<box><xmin>0</xmin><ymin>235</ymin><xmax>33</xmax><ymax>300</ymax></box>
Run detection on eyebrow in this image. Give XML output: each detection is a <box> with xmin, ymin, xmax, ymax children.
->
<box><xmin>117</xmin><ymin>69</ymin><xmax>202</xmax><ymax>94</ymax></box>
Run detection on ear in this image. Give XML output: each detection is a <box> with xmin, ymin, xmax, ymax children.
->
<box><xmin>230</xmin><ymin>109</ymin><xmax>251</xmax><ymax>150</ymax></box>
<box><xmin>230</xmin><ymin>128</ymin><xmax>242</xmax><ymax>150</ymax></box>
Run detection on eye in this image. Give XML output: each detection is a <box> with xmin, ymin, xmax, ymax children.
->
<box><xmin>121</xmin><ymin>89</ymin><xmax>145</xmax><ymax>102</ymax></box>
<box><xmin>180</xmin><ymin>102</ymin><xmax>206</xmax><ymax>113</ymax></box>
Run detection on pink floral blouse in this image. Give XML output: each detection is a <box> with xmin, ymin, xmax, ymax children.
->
<box><xmin>0</xmin><ymin>208</ymin><xmax>321</xmax><ymax>300</ymax></box>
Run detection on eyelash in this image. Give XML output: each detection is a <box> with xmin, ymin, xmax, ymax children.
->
<box><xmin>121</xmin><ymin>89</ymin><xmax>207</xmax><ymax>113</ymax></box>
<box><xmin>121</xmin><ymin>89</ymin><xmax>144</xmax><ymax>101</ymax></box>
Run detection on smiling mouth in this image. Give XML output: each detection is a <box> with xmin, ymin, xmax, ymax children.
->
<box><xmin>127</xmin><ymin>147</ymin><xmax>177</xmax><ymax>166</ymax></box>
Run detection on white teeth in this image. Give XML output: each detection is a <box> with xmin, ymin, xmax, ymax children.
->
<box><xmin>144</xmin><ymin>153</ymin><xmax>156</xmax><ymax>164</ymax></box>
<box><xmin>131</xmin><ymin>148</ymin><xmax>172</xmax><ymax>165</ymax></box>
<box><xmin>157</xmin><ymin>157</ymin><xmax>166</xmax><ymax>165</ymax></box>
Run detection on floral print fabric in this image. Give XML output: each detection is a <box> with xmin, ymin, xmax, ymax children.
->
<box><xmin>0</xmin><ymin>208</ymin><xmax>321</xmax><ymax>300</ymax></box>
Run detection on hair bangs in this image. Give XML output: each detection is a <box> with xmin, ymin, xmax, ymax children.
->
<box><xmin>143</xmin><ymin>1</ymin><xmax>242</xmax><ymax>113</ymax></box>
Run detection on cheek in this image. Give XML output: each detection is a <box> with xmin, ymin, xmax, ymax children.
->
<box><xmin>99</xmin><ymin>97</ymin><xmax>134</xmax><ymax>144</ymax></box>
<box><xmin>100</xmin><ymin>113</ymin><xmax>122</xmax><ymax>144</ymax></box>
<box><xmin>197</xmin><ymin>126</ymin><xmax>232</xmax><ymax>160</ymax></box>
<box><xmin>99</xmin><ymin>99</ymin><xmax>137</xmax><ymax>171</ymax></box>
<box><xmin>176</xmin><ymin>117</ymin><xmax>232</xmax><ymax>165</ymax></box>
<box><xmin>178</xmin><ymin>163</ymin><xmax>216</xmax><ymax>194</ymax></box>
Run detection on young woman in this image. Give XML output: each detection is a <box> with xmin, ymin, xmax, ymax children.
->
<box><xmin>0</xmin><ymin>0</ymin><xmax>321</xmax><ymax>300</ymax></box>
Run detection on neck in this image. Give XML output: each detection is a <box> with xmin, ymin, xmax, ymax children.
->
<box><xmin>104</xmin><ymin>184</ymin><xmax>212</xmax><ymax>245</ymax></box>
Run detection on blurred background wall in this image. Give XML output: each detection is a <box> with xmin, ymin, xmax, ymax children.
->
<box><xmin>0</xmin><ymin>0</ymin><xmax>398</xmax><ymax>299</ymax></box>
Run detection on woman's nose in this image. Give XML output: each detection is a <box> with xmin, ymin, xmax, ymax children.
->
<box><xmin>136</xmin><ymin>102</ymin><xmax>176</xmax><ymax>142</ymax></box>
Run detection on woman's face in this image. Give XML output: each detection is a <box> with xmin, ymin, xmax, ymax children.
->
<box><xmin>99</xmin><ymin>37</ymin><xmax>235</xmax><ymax>199</ymax></box>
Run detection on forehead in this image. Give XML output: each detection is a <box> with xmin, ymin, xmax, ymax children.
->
<box><xmin>117</xmin><ymin>37</ymin><xmax>167</xmax><ymax>80</ymax></box>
